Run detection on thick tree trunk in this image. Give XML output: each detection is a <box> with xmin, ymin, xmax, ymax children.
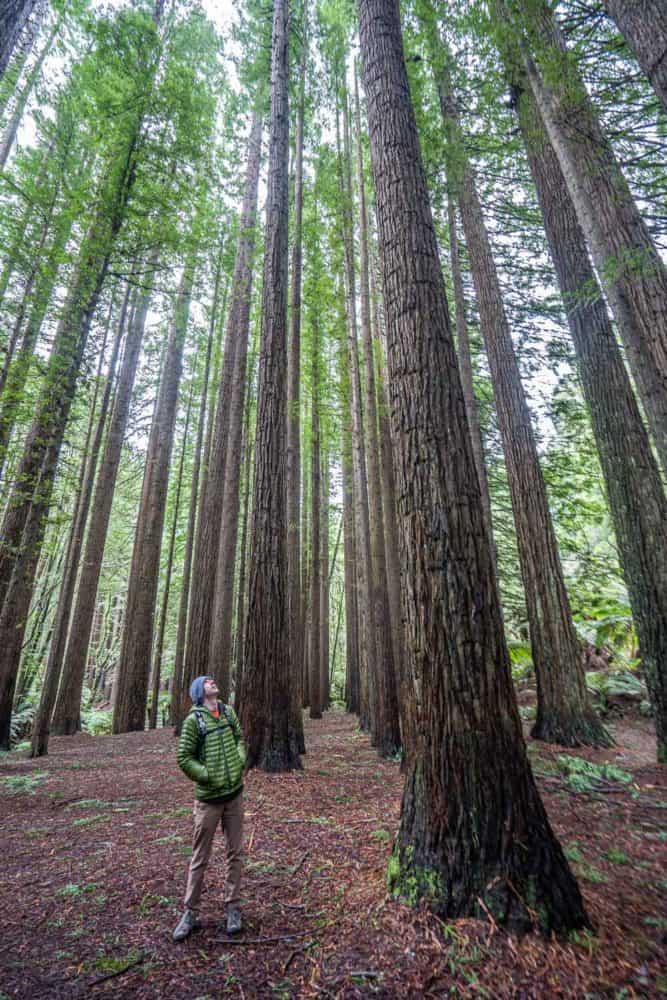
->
<box><xmin>233</xmin><ymin>396</ymin><xmax>253</xmax><ymax>699</ymax></box>
<box><xmin>51</xmin><ymin>267</ymin><xmax>155</xmax><ymax>735</ymax></box>
<box><xmin>30</xmin><ymin>286</ymin><xmax>126</xmax><ymax>756</ymax></box>
<box><xmin>182</xmin><ymin>111</ymin><xmax>262</xmax><ymax>716</ymax></box>
<box><xmin>238</xmin><ymin>0</ymin><xmax>300</xmax><ymax>771</ymax></box>
<box><xmin>0</xmin><ymin>0</ymin><xmax>39</xmax><ymax>82</ymax></box>
<box><xmin>603</xmin><ymin>0</ymin><xmax>667</xmax><ymax>115</ymax></box>
<box><xmin>287</xmin><ymin>37</ymin><xmax>307</xmax><ymax>751</ymax></box>
<box><xmin>515</xmin><ymin>77</ymin><xmax>667</xmax><ymax>763</ymax></box>
<box><xmin>354</xmin><ymin>65</ymin><xmax>401</xmax><ymax>755</ymax></box>
<box><xmin>113</xmin><ymin>262</ymin><xmax>194</xmax><ymax>734</ymax></box>
<box><xmin>358</xmin><ymin>0</ymin><xmax>588</xmax><ymax>932</ymax></box>
<box><xmin>431</xmin><ymin>44</ymin><xmax>609</xmax><ymax>748</ymax></box>
<box><xmin>515</xmin><ymin>1</ymin><xmax>667</xmax><ymax>477</ymax></box>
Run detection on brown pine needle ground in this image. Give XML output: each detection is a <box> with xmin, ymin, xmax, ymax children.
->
<box><xmin>0</xmin><ymin>710</ymin><xmax>665</xmax><ymax>998</ymax></box>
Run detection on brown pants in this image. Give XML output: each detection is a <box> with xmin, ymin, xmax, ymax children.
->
<box><xmin>184</xmin><ymin>793</ymin><xmax>243</xmax><ymax>912</ymax></box>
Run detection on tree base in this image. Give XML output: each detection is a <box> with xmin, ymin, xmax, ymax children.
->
<box><xmin>531</xmin><ymin>709</ymin><xmax>614</xmax><ymax>748</ymax></box>
<box><xmin>49</xmin><ymin>717</ymin><xmax>81</xmax><ymax>737</ymax></box>
<box><xmin>387</xmin><ymin>834</ymin><xmax>590</xmax><ymax>936</ymax></box>
<box><xmin>249</xmin><ymin>743</ymin><xmax>303</xmax><ymax>773</ymax></box>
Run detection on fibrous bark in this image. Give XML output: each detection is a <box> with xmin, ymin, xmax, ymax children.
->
<box><xmin>238</xmin><ymin>0</ymin><xmax>301</xmax><ymax>772</ymax></box>
<box><xmin>603</xmin><ymin>0</ymin><xmax>667</xmax><ymax>115</ymax></box>
<box><xmin>358</xmin><ymin>0</ymin><xmax>588</xmax><ymax>932</ymax></box>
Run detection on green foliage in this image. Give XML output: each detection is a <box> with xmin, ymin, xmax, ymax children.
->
<box><xmin>80</xmin><ymin>708</ymin><xmax>112</xmax><ymax>736</ymax></box>
<box><xmin>0</xmin><ymin>771</ymin><xmax>47</xmax><ymax>794</ymax></box>
<box><xmin>556</xmin><ymin>756</ymin><xmax>632</xmax><ymax>794</ymax></box>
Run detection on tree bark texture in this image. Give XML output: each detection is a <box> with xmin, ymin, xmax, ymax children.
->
<box><xmin>354</xmin><ymin>63</ymin><xmax>401</xmax><ymax>755</ymax></box>
<box><xmin>238</xmin><ymin>0</ymin><xmax>301</xmax><ymax>772</ymax></box>
<box><xmin>342</xmin><ymin>421</ymin><xmax>360</xmax><ymax>716</ymax></box>
<box><xmin>113</xmin><ymin>262</ymin><xmax>194</xmax><ymax>733</ymax></box>
<box><xmin>434</xmin><ymin>56</ymin><xmax>609</xmax><ymax>749</ymax></box>
<box><xmin>0</xmin><ymin>0</ymin><xmax>39</xmax><ymax>81</ymax></box>
<box><xmin>516</xmin><ymin>0</ymin><xmax>667</xmax><ymax>478</ymax></box>
<box><xmin>309</xmin><ymin>347</ymin><xmax>322</xmax><ymax>720</ymax></box>
<box><xmin>182</xmin><ymin>111</ymin><xmax>262</xmax><ymax>712</ymax></box>
<box><xmin>515</xmin><ymin>78</ymin><xmax>667</xmax><ymax>762</ymax></box>
<box><xmin>287</xmin><ymin>37</ymin><xmax>307</xmax><ymax>751</ymax></box>
<box><xmin>169</xmin><ymin>258</ymin><xmax>220</xmax><ymax>726</ymax></box>
<box><xmin>358</xmin><ymin>0</ymin><xmax>588</xmax><ymax>932</ymax></box>
<box><xmin>0</xmin><ymin>14</ymin><xmax>58</xmax><ymax>168</ymax></box>
<box><xmin>603</xmin><ymin>0</ymin><xmax>667</xmax><ymax>115</ymax></box>
<box><xmin>319</xmin><ymin>450</ymin><xmax>330</xmax><ymax>712</ymax></box>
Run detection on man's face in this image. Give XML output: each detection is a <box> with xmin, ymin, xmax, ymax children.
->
<box><xmin>204</xmin><ymin>678</ymin><xmax>219</xmax><ymax>698</ymax></box>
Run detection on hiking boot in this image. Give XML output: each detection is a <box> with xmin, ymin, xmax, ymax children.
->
<box><xmin>173</xmin><ymin>908</ymin><xmax>200</xmax><ymax>942</ymax></box>
<box><xmin>226</xmin><ymin>906</ymin><xmax>242</xmax><ymax>935</ymax></box>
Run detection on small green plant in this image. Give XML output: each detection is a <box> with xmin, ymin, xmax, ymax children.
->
<box><xmin>73</xmin><ymin>814</ymin><xmax>107</xmax><ymax>828</ymax></box>
<box><xmin>564</xmin><ymin>843</ymin><xmax>584</xmax><ymax>864</ymax></box>
<box><xmin>57</xmin><ymin>883</ymin><xmax>83</xmax><ymax>898</ymax></box>
<box><xmin>556</xmin><ymin>755</ymin><xmax>632</xmax><ymax>793</ymax></box>
<box><xmin>155</xmin><ymin>833</ymin><xmax>183</xmax><ymax>844</ymax></box>
<box><xmin>1</xmin><ymin>771</ymin><xmax>47</xmax><ymax>794</ymax></box>
<box><xmin>606</xmin><ymin>847</ymin><xmax>630</xmax><ymax>865</ymax></box>
<box><xmin>80</xmin><ymin>709</ymin><xmax>112</xmax><ymax>736</ymax></box>
<box><xmin>370</xmin><ymin>829</ymin><xmax>391</xmax><ymax>843</ymax></box>
<box><xmin>92</xmin><ymin>950</ymin><xmax>141</xmax><ymax>974</ymax></box>
<box><xmin>67</xmin><ymin>798</ymin><xmax>108</xmax><ymax>810</ymax></box>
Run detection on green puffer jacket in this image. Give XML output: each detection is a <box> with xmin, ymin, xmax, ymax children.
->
<box><xmin>177</xmin><ymin>703</ymin><xmax>246</xmax><ymax>802</ymax></box>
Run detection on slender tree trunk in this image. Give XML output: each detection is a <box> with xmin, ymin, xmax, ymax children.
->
<box><xmin>287</xmin><ymin>36</ymin><xmax>307</xmax><ymax>752</ymax></box>
<box><xmin>603</xmin><ymin>0</ymin><xmax>667</xmax><ymax>115</ymax></box>
<box><xmin>169</xmin><ymin>256</ymin><xmax>221</xmax><ymax>726</ymax></box>
<box><xmin>0</xmin><ymin>0</ymin><xmax>44</xmax><ymax>117</ymax></box>
<box><xmin>354</xmin><ymin>64</ymin><xmax>401</xmax><ymax>754</ymax></box>
<box><xmin>309</xmin><ymin>341</ymin><xmax>322</xmax><ymax>720</ymax></box>
<box><xmin>342</xmin><ymin>424</ymin><xmax>360</xmax><ymax>716</ymax></box>
<box><xmin>337</xmin><ymin>92</ymin><xmax>378</xmax><ymax>741</ymax></box>
<box><xmin>514</xmin><ymin>75</ymin><xmax>667</xmax><ymax>763</ymax></box>
<box><xmin>512</xmin><ymin>0</ymin><xmax>667</xmax><ymax>477</ymax></box>
<box><xmin>447</xmin><ymin>195</ymin><xmax>494</xmax><ymax>545</ymax></box>
<box><xmin>30</xmin><ymin>286</ymin><xmax>126</xmax><ymax>756</ymax></box>
<box><xmin>51</xmin><ymin>265</ymin><xmax>156</xmax><ymax>735</ymax></box>
<box><xmin>319</xmin><ymin>451</ymin><xmax>330</xmax><ymax>712</ymax></box>
<box><xmin>430</xmin><ymin>35</ymin><xmax>610</xmax><ymax>748</ymax></box>
<box><xmin>0</xmin><ymin>0</ymin><xmax>39</xmax><ymax>82</ymax></box>
<box><xmin>0</xmin><ymin>141</ymin><xmax>140</xmax><ymax>748</ymax></box>
<box><xmin>359</xmin><ymin>0</ymin><xmax>588</xmax><ymax>932</ymax></box>
<box><xmin>233</xmin><ymin>393</ymin><xmax>253</xmax><ymax>699</ymax></box>
<box><xmin>0</xmin><ymin>15</ymin><xmax>59</xmax><ymax>168</ymax></box>
<box><xmin>113</xmin><ymin>262</ymin><xmax>195</xmax><ymax>734</ymax></box>
<box><xmin>182</xmin><ymin>111</ymin><xmax>262</xmax><ymax>718</ymax></box>
<box><xmin>300</xmin><ymin>433</ymin><xmax>310</xmax><ymax>709</ymax></box>
<box><xmin>238</xmin><ymin>0</ymin><xmax>300</xmax><ymax>771</ymax></box>
<box><xmin>148</xmin><ymin>361</ymin><xmax>197</xmax><ymax>731</ymax></box>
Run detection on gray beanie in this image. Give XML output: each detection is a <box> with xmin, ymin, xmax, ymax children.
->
<box><xmin>189</xmin><ymin>675</ymin><xmax>211</xmax><ymax>706</ymax></box>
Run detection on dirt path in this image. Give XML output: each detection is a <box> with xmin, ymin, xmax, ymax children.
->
<box><xmin>0</xmin><ymin>712</ymin><xmax>664</xmax><ymax>998</ymax></box>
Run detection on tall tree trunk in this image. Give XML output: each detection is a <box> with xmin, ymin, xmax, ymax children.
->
<box><xmin>181</xmin><ymin>111</ymin><xmax>262</xmax><ymax>719</ymax></box>
<box><xmin>337</xmin><ymin>92</ymin><xmax>378</xmax><ymax>741</ymax></box>
<box><xmin>238</xmin><ymin>0</ymin><xmax>300</xmax><ymax>771</ymax></box>
<box><xmin>512</xmin><ymin>0</ymin><xmax>667</xmax><ymax>477</ymax></box>
<box><xmin>319</xmin><ymin>450</ymin><xmax>330</xmax><ymax>712</ymax></box>
<box><xmin>51</xmin><ymin>265</ymin><xmax>156</xmax><ymax>735</ymax></box>
<box><xmin>287</xmin><ymin>34</ymin><xmax>307</xmax><ymax>752</ymax></box>
<box><xmin>309</xmin><ymin>338</ymin><xmax>322</xmax><ymax>721</ymax></box>
<box><xmin>429</xmin><ymin>34</ymin><xmax>610</xmax><ymax>748</ymax></box>
<box><xmin>30</xmin><ymin>285</ymin><xmax>126</xmax><ymax>756</ymax></box>
<box><xmin>113</xmin><ymin>261</ymin><xmax>195</xmax><ymax>734</ymax></box>
<box><xmin>358</xmin><ymin>0</ymin><xmax>588</xmax><ymax>932</ymax></box>
<box><xmin>169</xmin><ymin>254</ymin><xmax>221</xmax><ymax>726</ymax></box>
<box><xmin>233</xmin><ymin>392</ymin><xmax>253</xmax><ymax>699</ymax></box>
<box><xmin>0</xmin><ymin>0</ymin><xmax>44</xmax><ymax>117</ymax></box>
<box><xmin>0</xmin><ymin>0</ymin><xmax>40</xmax><ymax>82</ymax></box>
<box><xmin>148</xmin><ymin>358</ymin><xmax>197</xmax><ymax>731</ymax></box>
<box><xmin>0</xmin><ymin>14</ymin><xmax>59</xmax><ymax>168</ymax></box>
<box><xmin>354</xmin><ymin>63</ymin><xmax>401</xmax><ymax>754</ymax></box>
<box><xmin>602</xmin><ymin>0</ymin><xmax>667</xmax><ymax>115</ymax></box>
<box><xmin>514</xmin><ymin>75</ymin><xmax>667</xmax><ymax>763</ymax></box>
<box><xmin>0</xmin><ymin>137</ymin><xmax>141</xmax><ymax>749</ymax></box>
<box><xmin>342</xmin><ymin>421</ymin><xmax>360</xmax><ymax>717</ymax></box>
<box><xmin>447</xmin><ymin>194</ymin><xmax>494</xmax><ymax>545</ymax></box>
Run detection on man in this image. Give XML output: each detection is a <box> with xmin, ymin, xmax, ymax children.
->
<box><xmin>173</xmin><ymin>675</ymin><xmax>246</xmax><ymax>942</ymax></box>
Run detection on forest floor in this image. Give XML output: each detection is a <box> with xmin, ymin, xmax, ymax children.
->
<box><xmin>0</xmin><ymin>710</ymin><xmax>665</xmax><ymax>999</ymax></box>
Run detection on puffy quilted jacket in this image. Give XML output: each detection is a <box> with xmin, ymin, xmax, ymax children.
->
<box><xmin>177</xmin><ymin>702</ymin><xmax>246</xmax><ymax>802</ymax></box>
